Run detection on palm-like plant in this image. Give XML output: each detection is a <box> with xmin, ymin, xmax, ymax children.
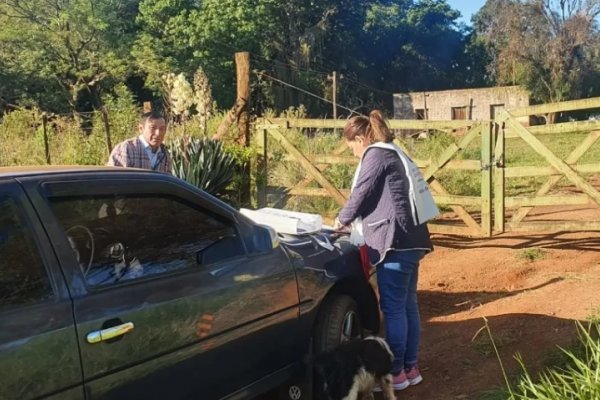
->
<box><xmin>169</xmin><ymin>136</ymin><xmax>237</xmax><ymax>196</ymax></box>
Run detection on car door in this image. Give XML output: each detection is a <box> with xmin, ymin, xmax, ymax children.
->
<box><xmin>25</xmin><ymin>174</ymin><xmax>300</xmax><ymax>400</ymax></box>
<box><xmin>0</xmin><ymin>179</ymin><xmax>83</xmax><ymax>400</ymax></box>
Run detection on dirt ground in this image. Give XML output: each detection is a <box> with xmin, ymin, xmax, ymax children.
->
<box><xmin>401</xmin><ymin>228</ymin><xmax>600</xmax><ymax>399</ymax></box>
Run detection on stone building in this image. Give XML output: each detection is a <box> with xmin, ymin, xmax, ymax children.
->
<box><xmin>393</xmin><ymin>85</ymin><xmax>530</xmax><ymax>123</ymax></box>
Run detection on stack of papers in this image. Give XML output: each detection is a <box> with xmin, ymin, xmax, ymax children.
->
<box><xmin>240</xmin><ymin>207</ymin><xmax>323</xmax><ymax>235</ymax></box>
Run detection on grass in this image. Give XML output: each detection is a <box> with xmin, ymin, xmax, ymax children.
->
<box><xmin>476</xmin><ymin>313</ymin><xmax>600</xmax><ymax>400</ymax></box>
<box><xmin>516</xmin><ymin>248</ymin><xmax>547</xmax><ymax>262</ymax></box>
<box><xmin>508</xmin><ymin>322</ymin><xmax>600</xmax><ymax>400</ymax></box>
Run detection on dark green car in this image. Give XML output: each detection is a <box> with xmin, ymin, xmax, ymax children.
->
<box><xmin>0</xmin><ymin>167</ymin><xmax>379</xmax><ymax>400</ymax></box>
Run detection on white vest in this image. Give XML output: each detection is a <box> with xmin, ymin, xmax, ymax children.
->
<box><xmin>350</xmin><ymin>142</ymin><xmax>439</xmax><ymax>245</ymax></box>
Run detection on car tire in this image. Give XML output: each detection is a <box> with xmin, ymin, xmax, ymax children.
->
<box><xmin>314</xmin><ymin>294</ymin><xmax>363</xmax><ymax>354</ymax></box>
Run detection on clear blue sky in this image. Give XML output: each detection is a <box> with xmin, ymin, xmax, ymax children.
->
<box><xmin>446</xmin><ymin>0</ymin><xmax>487</xmax><ymax>25</ymax></box>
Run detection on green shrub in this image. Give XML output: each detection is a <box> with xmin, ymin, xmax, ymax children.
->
<box><xmin>102</xmin><ymin>84</ymin><xmax>139</xmax><ymax>146</ymax></box>
<box><xmin>516</xmin><ymin>248</ymin><xmax>547</xmax><ymax>262</ymax></box>
<box><xmin>0</xmin><ymin>108</ymin><xmax>45</xmax><ymax>166</ymax></box>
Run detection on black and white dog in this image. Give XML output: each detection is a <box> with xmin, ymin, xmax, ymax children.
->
<box><xmin>314</xmin><ymin>336</ymin><xmax>396</xmax><ymax>400</ymax></box>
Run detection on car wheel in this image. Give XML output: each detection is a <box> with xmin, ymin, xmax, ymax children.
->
<box><xmin>314</xmin><ymin>294</ymin><xmax>362</xmax><ymax>354</ymax></box>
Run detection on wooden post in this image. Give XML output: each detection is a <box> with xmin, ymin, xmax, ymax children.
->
<box><xmin>101</xmin><ymin>107</ymin><xmax>112</xmax><ymax>155</ymax></box>
<box><xmin>236</xmin><ymin>51</ymin><xmax>250</xmax><ymax>146</ymax></box>
<box><xmin>468</xmin><ymin>98</ymin><xmax>474</xmax><ymax>120</ymax></box>
<box><xmin>42</xmin><ymin>113</ymin><xmax>51</xmax><ymax>164</ymax></box>
<box><xmin>256</xmin><ymin>129</ymin><xmax>268</xmax><ymax>208</ymax></box>
<box><xmin>331</xmin><ymin>71</ymin><xmax>337</xmax><ymax>120</ymax></box>
<box><xmin>480</xmin><ymin>123</ymin><xmax>493</xmax><ymax>237</ymax></box>
<box><xmin>213</xmin><ymin>98</ymin><xmax>247</xmax><ymax>141</ymax></box>
<box><xmin>235</xmin><ymin>51</ymin><xmax>251</xmax><ymax>206</ymax></box>
<box><xmin>494</xmin><ymin>121</ymin><xmax>505</xmax><ymax>233</ymax></box>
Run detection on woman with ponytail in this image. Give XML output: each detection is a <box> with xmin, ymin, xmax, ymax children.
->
<box><xmin>334</xmin><ymin>110</ymin><xmax>438</xmax><ymax>392</ymax></box>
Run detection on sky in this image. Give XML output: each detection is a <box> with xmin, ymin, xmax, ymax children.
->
<box><xmin>446</xmin><ymin>0</ymin><xmax>487</xmax><ymax>25</ymax></box>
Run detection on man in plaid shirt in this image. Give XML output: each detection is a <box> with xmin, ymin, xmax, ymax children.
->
<box><xmin>107</xmin><ymin>111</ymin><xmax>172</xmax><ymax>173</ymax></box>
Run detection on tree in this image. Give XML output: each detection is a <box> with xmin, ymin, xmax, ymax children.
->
<box><xmin>134</xmin><ymin>0</ymin><xmax>278</xmax><ymax>107</ymax></box>
<box><xmin>133</xmin><ymin>0</ymin><xmax>469</xmax><ymax>115</ymax></box>
<box><xmin>474</xmin><ymin>0</ymin><xmax>600</xmax><ymax>103</ymax></box>
<box><xmin>0</xmin><ymin>0</ymin><xmax>137</xmax><ymax>113</ymax></box>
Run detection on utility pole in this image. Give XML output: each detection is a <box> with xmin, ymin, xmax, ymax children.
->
<box><xmin>327</xmin><ymin>71</ymin><xmax>337</xmax><ymax>120</ymax></box>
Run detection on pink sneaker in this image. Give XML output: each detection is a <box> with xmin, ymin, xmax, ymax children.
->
<box><xmin>392</xmin><ymin>370</ymin><xmax>410</xmax><ymax>390</ymax></box>
<box><xmin>372</xmin><ymin>370</ymin><xmax>409</xmax><ymax>392</ymax></box>
<box><xmin>405</xmin><ymin>366</ymin><xmax>423</xmax><ymax>386</ymax></box>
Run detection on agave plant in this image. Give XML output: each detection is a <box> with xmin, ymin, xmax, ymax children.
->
<box><xmin>168</xmin><ymin>136</ymin><xmax>237</xmax><ymax>195</ymax></box>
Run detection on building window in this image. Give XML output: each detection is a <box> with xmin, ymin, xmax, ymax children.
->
<box><xmin>490</xmin><ymin>104</ymin><xmax>505</xmax><ymax>120</ymax></box>
<box><xmin>415</xmin><ymin>109</ymin><xmax>427</xmax><ymax>120</ymax></box>
<box><xmin>451</xmin><ymin>106</ymin><xmax>468</xmax><ymax>120</ymax></box>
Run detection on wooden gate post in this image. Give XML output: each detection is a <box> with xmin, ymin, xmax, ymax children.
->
<box><xmin>493</xmin><ymin>121</ymin><xmax>505</xmax><ymax>233</ymax></box>
<box><xmin>254</xmin><ymin>128</ymin><xmax>268</xmax><ymax>208</ymax></box>
<box><xmin>101</xmin><ymin>107</ymin><xmax>112</xmax><ymax>155</ymax></box>
<box><xmin>481</xmin><ymin>123</ymin><xmax>493</xmax><ymax>236</ymax></box>
<box><xmin>42</xmin><ymin>113</ymin><xmax>51</xmax><ymax>164</ymax></box>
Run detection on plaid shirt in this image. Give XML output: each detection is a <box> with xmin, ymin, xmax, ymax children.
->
<box><xmin>107</xmin><ymin>137</ymin><xmax>172</xmax><ymax>173</ymax></box>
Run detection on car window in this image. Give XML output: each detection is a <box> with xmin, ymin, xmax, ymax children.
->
<box><xmin>48</xmin><ymin>194</ymin><xmax>245</xmax><ymax>288</ymax></box>
<box><xmin>0</xmin><ymin>195</ymin><xmax>53</xmax><ymax>308</ymax></box>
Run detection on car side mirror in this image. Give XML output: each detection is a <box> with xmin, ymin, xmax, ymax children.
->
<box><xmin>255</xmin><ymin>224</ymin><xmax>279</xmax><ymax>249</ymax></box>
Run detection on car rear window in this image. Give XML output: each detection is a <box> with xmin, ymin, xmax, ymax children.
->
<box><xmin>0</xmin><ymin>196</ymin><xmax>52</xmax><ymax>308</ymax></box>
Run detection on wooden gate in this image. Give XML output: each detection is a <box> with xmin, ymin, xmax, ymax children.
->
<box><xmin>494</xmin><ymin>98</ymin><xmax>600</xmax><ymax>233</ymax></box>
<box><xmin>254</xmin><ymin>118</ymin><xmax>494</xmax><ymax>237</ymax></box>
<box><xmin>253</xmin><ymin>97</ymin><xmax>600</xmax><ymax>237</ymax></box>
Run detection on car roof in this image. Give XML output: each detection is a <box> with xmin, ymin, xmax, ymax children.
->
<box><xmin>0</xmin><ymin>166</ymin><xmax>152</xmax><ymax>178</ymax></box>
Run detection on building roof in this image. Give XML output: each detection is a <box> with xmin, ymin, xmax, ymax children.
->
<box><xmin>394</xmin><ymin>85</ymin><xmax>529</xmax><ymax>96</ymax></box>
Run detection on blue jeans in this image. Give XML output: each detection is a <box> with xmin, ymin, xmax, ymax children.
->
<box><xmin>377</xmin><ymin>250</ymin><xmax>424</xmax><ymax>375</ymax></box>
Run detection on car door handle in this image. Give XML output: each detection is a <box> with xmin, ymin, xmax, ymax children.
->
<box><xmin>86</xmin><ymin>322</ymin><xmax>135</xmax><ymax>344</ymax></box>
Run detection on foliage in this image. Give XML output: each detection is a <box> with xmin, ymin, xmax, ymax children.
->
<box><xmin>129</xmin><ymin>0</ymin><xmax>476</xmax><ymax>114</ymax></box>
<box><xmin>0</xmin><ymin>0</ymin><xmax>545</xmax><ymax>116</ymax></box>
<box><xmin>473</xmin><ymin>0</ymin><xmax>600</xmax><ymax>104</ymax></box>
<box><xmin>168</xmin><ymin>136</ymin><xmax>238</xmax><ymax>196</ymax></box>
<box><xmin>102</xmin><ymin>84</ymin><xmax>140</xmax><ymax>145</ymax></box>
<box><xmin>0</xmin><ymin>108</ymin><xmax>45</xmax><ymax>166</ymax></box>
<box><xmin>0</xmin><ymin>0</ymin><xmax>136</xmax><ymax>112</ymax></box>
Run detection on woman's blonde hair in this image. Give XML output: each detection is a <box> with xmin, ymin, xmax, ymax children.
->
<box><xmin>343</xmin><ymin>110</ymin><xmax>394</xmax><ymax>143</ymax></box>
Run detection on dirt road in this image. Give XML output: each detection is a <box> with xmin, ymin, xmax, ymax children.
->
<box><xmin>404</xmin><ymin>231</ymin><xmax>600</xmax><ymax>399</ymax></box>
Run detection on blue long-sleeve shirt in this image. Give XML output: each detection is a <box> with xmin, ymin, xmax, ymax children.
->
<box><xmin>338</xmin><ymin>147</ymin><xmax>433</xmax><ymax>265</ymax></box>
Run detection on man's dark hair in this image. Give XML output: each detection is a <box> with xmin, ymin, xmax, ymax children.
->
<box><xmin>140</xmin><ymin>110</ymin><xmax>166</xmax><ymax>125</ymax></box>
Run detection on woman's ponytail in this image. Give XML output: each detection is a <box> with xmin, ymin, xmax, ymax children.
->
<box><xmin>343</xmin><ymin>109</ymin><xmax>394</xmax><ymax>143</ymax></box>
<box><xmin>369</xmin><ymin>110</ymin><xmax>394</xmax><ymax>143</ymax></box>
